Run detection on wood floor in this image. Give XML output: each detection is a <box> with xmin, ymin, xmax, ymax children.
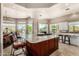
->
<box><xmin>3</xmin><ymin>42</ymin><xmax>79</xmax><ymax>56</ymax></box>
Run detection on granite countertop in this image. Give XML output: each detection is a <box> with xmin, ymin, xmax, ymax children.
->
<box><xmin>26</xmin><ymin>35</ymin><xmax>58</xmax><ymax>43</ymax></box>
<box><xmin>56</xmin><ymin>32</ymin><xmax>79</xmax><ymax>36</ymax></box>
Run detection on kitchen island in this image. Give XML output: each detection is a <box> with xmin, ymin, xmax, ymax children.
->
<box><xmin>26</xmin><ymin>35</ymin><xmax>59</xmax><ymax>56</ymax></box>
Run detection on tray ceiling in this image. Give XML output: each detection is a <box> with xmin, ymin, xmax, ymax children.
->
<box><xmin>16</xmin><ymin>3</ymin><xmax>56</xmax><ymax>8</ymax></box>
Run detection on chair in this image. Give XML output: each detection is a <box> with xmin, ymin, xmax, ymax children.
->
<box><xmin>3</xmin><ymin>34</ymin><xmax>12</xmax><ymax>48</ymax></box>
<box><xmin>10</xmin><ymin>35</ymin><xmax>26</xmax><ymax>56</ymax></box>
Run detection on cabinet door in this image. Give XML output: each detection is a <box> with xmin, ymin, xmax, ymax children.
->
<box><xmin>48</xmin><ymin>39</ymin><xmax>55</xmax><ymax>55</ymax></box>
<box><xmin>39</xmin><ymin>41</ymin><xmax>48</xmax><ymax>56</ymax></box>
<box><xmin>54</xmin><ymin>38</ymin><xmax>59</xmax><ymax>49</ymax></box>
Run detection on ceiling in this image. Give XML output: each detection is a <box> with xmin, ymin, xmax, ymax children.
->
<box><xmin>16</xmin><ymin>3</ymin><xmax>56</xmax><ymax>8</ymax></box>
<box><xmin>3</xmin><ymin>3</ymin><xmax>79</xmax><ymax>23</ymax></box>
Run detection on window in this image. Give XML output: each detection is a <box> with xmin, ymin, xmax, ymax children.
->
<box><xmin>39</xmin><ymin>24</ymin><xmax>48</xmax><ymax>33</ymax></box>
<box><xmin>74</xmin><ymin>25</ymin><xmax>79</xmax><ymax>32</ymax></box>
<box><xmin>69</xmin><ymin>22</ymin><xmax>79</xmax><ymax>32</ymax></box>
<box><xmin>17</xmin><ymin>22</ymin><xmax>26</xmax><ymax>39</ymax></box>
<box><xmin>50</xmin><ymin>24</ymin><xmax>58</xmax><ymax>33</ymax></box>
<box><xmin>3</xmin><ymin>22</ymin><xmax>16</xmax><ymax>33</ymax></box>
<box><xmin>69</xmin><ymin>25</ymin><xmax>74</xmax><ymax>32</ymax></box>
<box><xmin>27</xmin><ymin>24</ymin><xmax>32</xmax><ymax>34</ymax></box>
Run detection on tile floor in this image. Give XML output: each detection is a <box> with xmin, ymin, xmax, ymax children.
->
<box><xmin>3</xmin><ymin>42</ymin><xmax>79</xmax><ymax>56</ymax></box>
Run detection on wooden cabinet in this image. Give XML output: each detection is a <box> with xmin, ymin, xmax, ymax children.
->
<box><xmin>26</xmin><ymin>37</ymin><xmax>59</xmax><ymax>56</ymax></box>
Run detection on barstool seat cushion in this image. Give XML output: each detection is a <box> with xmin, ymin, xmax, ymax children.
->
<box><xmin>13</xmin><ymin>41</ymin><xmax>25</xmax><ymax>49</ymax></box>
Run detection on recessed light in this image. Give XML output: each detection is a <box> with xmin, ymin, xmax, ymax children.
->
<box><xmin>40</xmin><ymin>15</ymin><xmax>42</xmax><ymax>16</ymax></box>
<box><xmin>65</xmin><ymin>8</ymin><xmax>70</xmax><ymax>10</ymax></box>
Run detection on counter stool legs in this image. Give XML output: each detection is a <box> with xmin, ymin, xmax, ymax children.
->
<box><xmin>64</xmin><ymin>35</ymin><xmax>71</xmax><ymax>45</ymax></box>
<box><xmin>59</xmin><ymin>35</ymin><xmax>64</xmax><ymax>43</ymax></box>
<box><xmin>62</xmin><ymin>35</ymin><xmax>64</xmax><ymax>43</ymax></box>
<box><xmin>10</xmin><ymin>45</ymin><xmax>25</xmax><ymax>56</ymax></box>
<box><xmin>68</xmin><ymin>36</ymin><xmax>71</xmax><ymax>45</ymax></box>
<box><xmin>10</xmin><ymin>46</ymin><xmax>16</xmax><ymax>56</ymax></box>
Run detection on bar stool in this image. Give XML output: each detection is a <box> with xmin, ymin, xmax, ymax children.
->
<box><xmin>63</xmin><ymin>35</ymin><xmax>71</xmax><ymax>45</ymax></box>
<box><xmin>59</xmin><ymin>35</ymin><xmax>64</xmax><ymax>43</ymax></box>
<box><xmin>11</xmin><ymin>41</ymin><xmax>26</xmax><ymax>56</ymax></box>
<box><xmin>10</xmin><ymin>35</ymin><xmax>26</xmax><ymax>56</ymax></box>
